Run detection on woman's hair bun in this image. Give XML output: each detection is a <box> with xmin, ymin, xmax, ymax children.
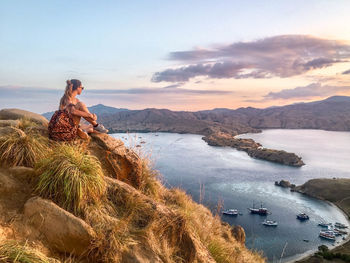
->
<box><xmin>66</xmin><ymin>80</ymin><xmax>72</xmax><ymax>85</ymax></box>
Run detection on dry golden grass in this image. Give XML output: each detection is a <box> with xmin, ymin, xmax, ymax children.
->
<box><xmin>0</xmin><ymin>126</ymin><xmax>265</xmax><ymax>263</ymax></box>
<box><xmin>35</xmin><ymin>143</ymin><xmax>106</xmax><ymax>214</ymax></box>
<box><xmin>0</xmin><ymin>240</ymin><xmax>57</xmax><ymax>263</ymax></box>
<box><xmin>0</xmin><ymin>128</ymin><xmax>49</xmax><ymax>168</ymax></box>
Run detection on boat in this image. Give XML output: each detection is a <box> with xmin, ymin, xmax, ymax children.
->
<box><xmin>319</xmin><ymin>230</ymin><xmax>336</xmax><ymax>241</ymax></box>
<box><xmin>262</xmin><ymin>219</ymin><xmax>278</xmax><ymax>226</ymax></box>
<box><xmin>222</xmin><ymin>209</ymin><xmax>238</xmax><ymax>216</ymax></box>
<box><xmin>335</xmin><ymin>222</ymin><xmax>348</xmax><ymax>229</ymax></box>
<box><xmin>297</xmin><ymin>213</ymin><xmax>309</xmax><ymax>220</ymax></box>
<box><xmin>332</xmin><ymin>229</ymin><xmax>343</xmax><ymax>236</ymax></box>
<box><xmin>334</xmin><ymin>228</ymin><xmax>348</xmax><ymax>235</ymax></box>
<box><xmin>318</xmin><ymin>222</ymin><xmax>332</xmax><ymax>228</ymax></box>
<box><xmin>249</xmin><ymin>203</ymin><xmax>268</xmax><ymax>215</ymax></box>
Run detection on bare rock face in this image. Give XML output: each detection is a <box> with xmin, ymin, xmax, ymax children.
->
<box><xmin>231</xmin><ymin>225</ymin><xmax>246</xmax><ymax>244</ymax></box>
<box><xmin>23</xmin><ymin>197</ymin><xmax>96</xmax><ymax>256</ymax></box>
<box><xmin>89</xmin><ymin>133</ymin><xmax>143</xmax><ymax>188</ymax></box>
<box><xmin>0</xmin><ymin>108</ymin><xmax>48</xmax><ymax>126</ymax></box>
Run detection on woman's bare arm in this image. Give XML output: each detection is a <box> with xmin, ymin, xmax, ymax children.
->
<box><xmin>70</xmin><ymin>108</ymin><xmax>94</xmax><ymax>119</ymax></box>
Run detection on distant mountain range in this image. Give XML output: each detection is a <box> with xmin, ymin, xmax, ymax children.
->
<box><xmin>42</xmin><ymin>96</ymin><xmax>350</xmax><ymax>135</ymax></box>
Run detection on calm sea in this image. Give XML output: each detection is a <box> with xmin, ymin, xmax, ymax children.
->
<box><xmin>111</xmin><ymin>129</ymin><xmax>350</xmax><ymax>263</ymax></box>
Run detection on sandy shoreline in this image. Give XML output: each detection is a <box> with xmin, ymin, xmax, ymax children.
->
<box><xmin>284</xmin><ymin>200</ymin><xmax>350</xmax><ymax>263</ymax></box>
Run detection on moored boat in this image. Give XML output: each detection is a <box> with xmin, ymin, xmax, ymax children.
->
<box><xmin>249</xmin><ymin>203</ymin><xmax>268</xmax><ymax>215</ymax></box>
<box><xmin>318</xmin><ymin>222</ymin><xmax>332</xmax><ymax>228</ymax></box>
<box><xmin>297</xmin><ymin>213</ymin><xmax>309</xmax><ymax>220</ymax></box>
<box><xmin>319</xmin><ymin>230</ymin><xmax>336</xmax><ymax>241</ymax></box>
<box><xmin>334</xmin><ymin>228</ymin><xmax>348</xmax><ymax>235</ymax></box>
<box><xmin>222</xmin><ymin>209</ymin><xmax>238</xmax><ymax>216</ymax></box>
<box><xmin>335</xmin><ymin>222</ymin><xmax>348</xmax><ymax>229</ymax></box>
<box><xmin>262</xmin><ymin>219</ymin><xmax>278</xmax><ymax>226</ymax></box>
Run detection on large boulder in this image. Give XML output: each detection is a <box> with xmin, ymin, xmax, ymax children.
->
<box><xmin>89</xmin><ymin>133</ymin><xmax>143</xmax><ymax>188</ymax></box>
<box><xmin>0</xmin><ymin>171</ymin><xmax>22</xmax><ymax>195</ymax></box>
<box><xmin>0</xmin><ymin>109</ymin><xmax>48</xmax><ymax>126</ymax></box>
<box><xmin>23</xmin><ymin>197</ymin><xmax>96</xmax><ymax>256</ymax></box>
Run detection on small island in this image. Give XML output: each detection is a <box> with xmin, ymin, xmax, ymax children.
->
<box><xmin>202</xmin><ymin>132</ymin><xmax>305</xmax><ymax>167</ymax></box>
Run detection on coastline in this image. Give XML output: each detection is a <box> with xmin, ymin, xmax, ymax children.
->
<box><xmin>111</xmin><ymin>131</ymin><xmax>350</xmax><ymax>262</ymax></box>
<box><xmin>289</xmin><ymin>190</ymin><xmax>350</xmax><ymax>262</ymax></box>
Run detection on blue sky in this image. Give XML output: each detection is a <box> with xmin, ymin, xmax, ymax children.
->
<box><xmin>1</xmin><ymin>1</ymin><xmax>350</xmax><ymax>113</ymax></box>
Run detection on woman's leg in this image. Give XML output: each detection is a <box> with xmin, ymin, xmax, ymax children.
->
<box><xmin>75</xmin><ymin>101</ymin><xmax>108</xmax><ymax>133</ymax></box>
<box><xmin>76</xmin><ymin>101</ymin><xmax>98</xmax><ymax>126</ymax></box>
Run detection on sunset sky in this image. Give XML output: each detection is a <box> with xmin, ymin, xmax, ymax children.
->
<box><xmin>1</xmin><ymin>0</ymin><xmax>350</xmax><ymax>113</ymax></box>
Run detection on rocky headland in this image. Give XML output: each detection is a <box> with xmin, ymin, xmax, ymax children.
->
<box><xmin>203</xmin><ymin>132</ymin><xmax>305</xmax><ymax>167</ymax></box>
<box><xmin>0</xmin><ymin>108</ymin><xmax>265</xmax><ymax>263</ymax></box>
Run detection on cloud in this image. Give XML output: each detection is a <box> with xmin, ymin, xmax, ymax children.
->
<box><xmin>153</xmin><ymin>35</ymin><xmax>350</xmax><ymax>82</ymax></box>
<box><xmin>152</xmin><ymin>62</ymin><xmax>249</xmax><ymax>82</ymax></box>
<box><xmin>264</xmin><ymin>83</ymin><xmax>350</xmax><ymax>100</ymax></box>
<box><xmin>343</xmin><ymin>69</ymin><xmax>350</xmax><ymax>74</ymax></box>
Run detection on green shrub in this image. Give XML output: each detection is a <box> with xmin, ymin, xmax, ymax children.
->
<box><xmin>35</xmin><ymin>143</ymin><xmax>106</xmax><ymax>214</ymax></box>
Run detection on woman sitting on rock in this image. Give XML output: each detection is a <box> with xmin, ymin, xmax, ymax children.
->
<box><xmin>48</xmin><ymin>79</ymin><xmax>108</xmax><ymax>141</ymax></box>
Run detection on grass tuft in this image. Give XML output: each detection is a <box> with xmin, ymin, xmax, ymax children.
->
<box><xmin>0</xmin><ymin>240</ymin><xmax>57</xmax><ymax>263</ymax></box>
<box><xmin>35</xmin><ymin>143</ymin><xmax>106</xmax><ymax>214</ymax></box>
<box><xmin>0</xmin><ymin>128</ymin><xmax>49</xmax><ymax>167</ymax></box>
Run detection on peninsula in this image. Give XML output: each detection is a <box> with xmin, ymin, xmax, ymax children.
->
<box><xmin>203</xmin><ymin>132</ymin><xmax>304</xmax><ymax>167</ymax></box>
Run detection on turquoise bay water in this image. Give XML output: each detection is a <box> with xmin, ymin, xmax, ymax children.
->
<box><xmin>111</xmin><ymin>130</ymin><xmax>350</xmax><ymax>262</ymax></box>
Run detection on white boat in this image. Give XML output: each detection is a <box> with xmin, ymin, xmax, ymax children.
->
<box><xmin>222</xmin><ymin>209</ymin><xmax>238</xmax><ymax>216</ymax></box>
<box><xmin>319</xmin><ymin>230</ymin><xmax>336</xmax><ymax>241</ymax></box>
<box><xmin>262</xmin><ymin>219</ymin><xmax>278</xmax><ymax>226</ymax></box>
<box><xmin>318</xmin><ymin>222</ymin><xmax>332</xmax><ymax>227</ymax></box>
<box><xmin>335</xmin><ymin>222</ymin><xmax>348</xmax><ymax>229</ymax></box>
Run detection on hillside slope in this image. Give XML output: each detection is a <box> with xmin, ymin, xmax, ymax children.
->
<box><xmin>0</xmin><ymin>108</ymin><xmax>265</xmax><ymax>263</ymax></box>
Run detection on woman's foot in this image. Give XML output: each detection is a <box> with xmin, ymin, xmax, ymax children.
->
<box><xmin>93</xmin><ymin>123</ymin><xmax>109</xmax><ymax>133</ymax></box>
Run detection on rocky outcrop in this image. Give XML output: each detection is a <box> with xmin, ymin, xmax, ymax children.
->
<box><xmin>0</xmin><ymin>108</ymin><xmax>48</xmax><ymax>126</ymax></box>
<box><xmin>89</xmin><ymin>133</ymin><xmax>143</xmax><ymax>188</ymax></box>
<box><xmin>275</xmin><ymin>180</ymin><xmax>296</xmax><ymax>189</ymax></box>
<box><xmin>203</xmin><ymin>132</ymin><xmax>305</xmax><ymax>167</ymax></box>
<box><xmin>24</xmin><ymin>197</ymin><xmax>96</xmax><ymax>256</ymax></box>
